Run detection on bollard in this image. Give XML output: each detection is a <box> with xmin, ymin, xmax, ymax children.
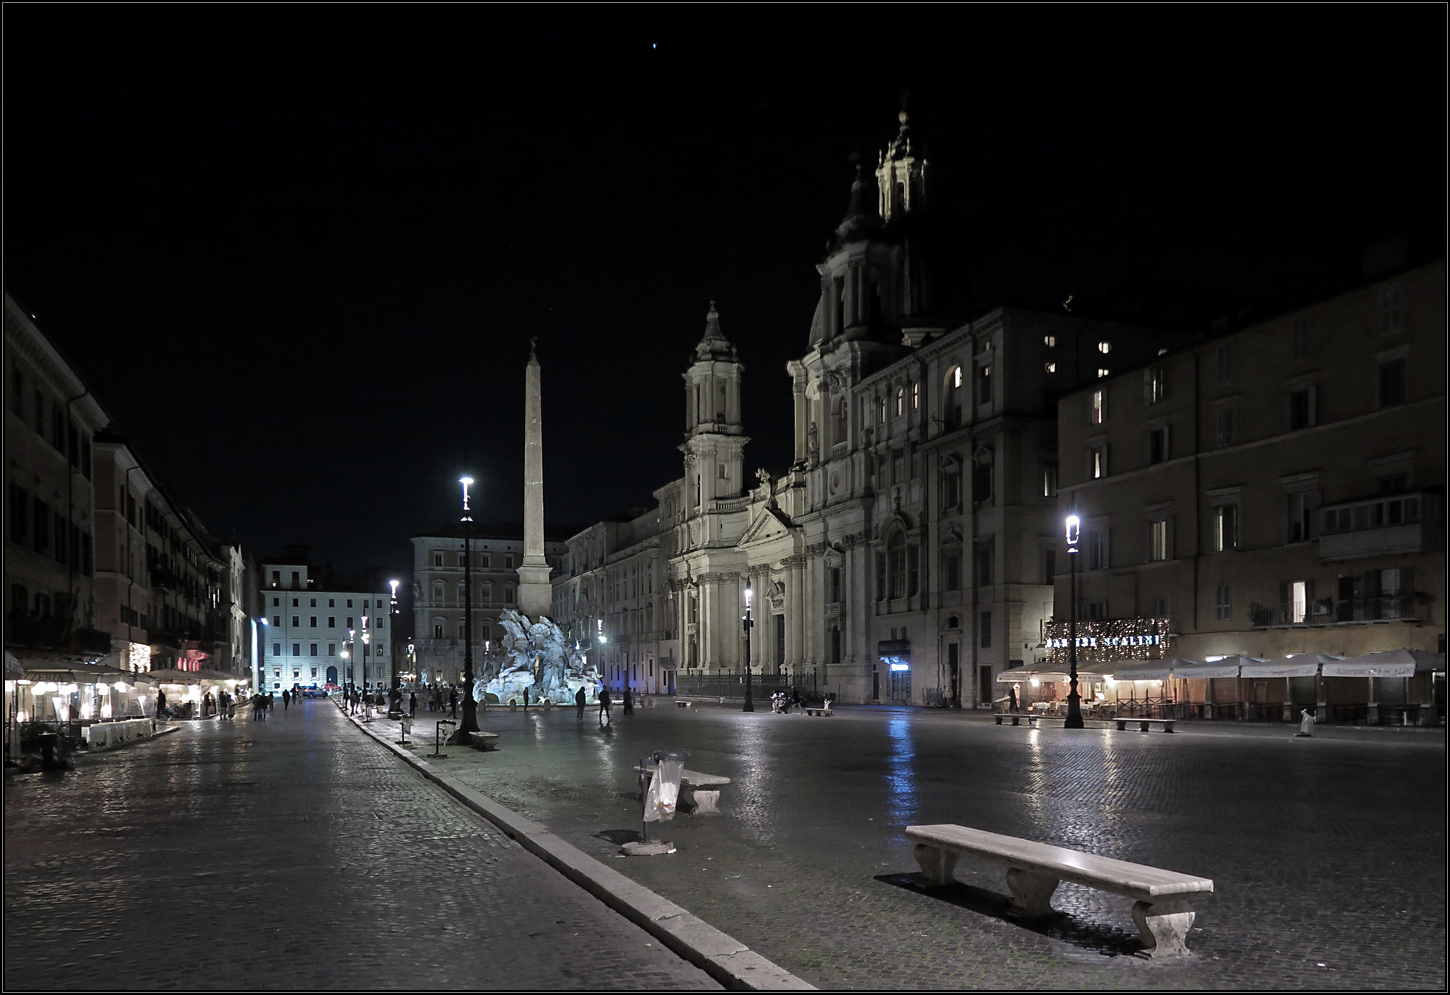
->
<box><xmin>399</xmin><ymin>715</ymin><xmax>414</xmax><ymax>745</ymax></box>
<box><xmin>433</xmin><ymin>719</ymin><xmax>455</xmax><ymax>758</ymax></box>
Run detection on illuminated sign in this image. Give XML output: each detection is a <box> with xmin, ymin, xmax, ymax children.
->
<box><xmin>1044</xmin><ymin>617</ymin><xmax>1173</xmax><ymax>665</ymax></box>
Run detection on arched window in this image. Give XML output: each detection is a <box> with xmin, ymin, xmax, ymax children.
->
<box><xmin>945</xmin><ymin>366</ymin><xmax>964</xmax><ymax>429</ymax></box>
<box><xmin>888</xmin><ymin>530</ymin><xmax>907</xmax><ymax>599</ymax></box>
<box><xmin>835</xmin><ymin>397</ymin><xmax>848</xmax><ymax>445</ymax></box>
<box><xmin>432</xmin><ymin>581</ymin><xmax>443</xmax><ymax>602</ymax></box>
<box><xmin>895</xmin><ymin>387</ymin><xmax>905</xmax><ymax>417</ymax></box>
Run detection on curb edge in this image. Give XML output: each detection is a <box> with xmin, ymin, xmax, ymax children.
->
<box><xmin>341</xmin><ymin>707</ymin><xmax>815</xmax><ymax>992</ymax></box>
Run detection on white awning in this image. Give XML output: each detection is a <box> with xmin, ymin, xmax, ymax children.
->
<box><xmin>1111</xmin><ymin>657</ymin><xmax>1197</xmax><ymax>681</ymax></box>
<box><xmin>997</xmin><ymin>666</ymin><xmax>1069</xmax><ymax>683</ymax></box>
<box><xmin>1324</xmin><ymin>649</ymin><xmax>1444</xmax><ymax>678</ymax></box>
<box><xmin>1241</xmin><ymin>654</ymin><xmax>1338</xmax><ymax>678</ymax></box>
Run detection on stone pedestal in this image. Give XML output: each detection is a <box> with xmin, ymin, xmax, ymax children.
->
<box><xmin>913</xmin><ymin>844</ymin><xmax>959</xmax><ymax>887</ymax></box>
<box><xmin>1005</xmin><ymin>868</ymin><xmax>1060</xmax><ymax>916</ymax></box>
<box><xmin>1131</xmin><ymin>898</ymin><xmax>1196</xmax><ymax>957</ymax></box>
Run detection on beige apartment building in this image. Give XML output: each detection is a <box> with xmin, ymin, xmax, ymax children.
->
<box><xmin>1054</xmin><ymin>261</ymin><xmax>1445</xmax><ymax>720</ymax></box>
<box><xmin>410</xmin><ymin>529</ymin><xmax>567</xmax><ymax>685</ymax></box>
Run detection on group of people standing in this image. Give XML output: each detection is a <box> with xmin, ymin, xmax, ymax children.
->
<box><xmin>575</xmin><ymin>685</ymin><xmax>634</xmax><ymax>725</ymax></box>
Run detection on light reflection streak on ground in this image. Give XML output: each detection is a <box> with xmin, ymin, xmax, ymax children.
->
<box><xmin>886</xmin><ymin>716</ymin><xmax>917</xmax><ymax>826</ymax></box>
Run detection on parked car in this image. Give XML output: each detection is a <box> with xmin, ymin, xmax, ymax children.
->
<box><xmin>301</xmin><ymin>686</ymin><xmax>329</xmax><ymax>699</ymax></box>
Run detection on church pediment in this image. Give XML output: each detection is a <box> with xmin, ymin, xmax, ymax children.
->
<box><xmin>739</xmin><ymin>505</ymin><xmax>796</xmax><ymax>547</ymax></box>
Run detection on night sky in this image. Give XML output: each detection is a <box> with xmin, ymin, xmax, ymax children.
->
<box><xmin>5</xmin><ymin>10</ymin><xmax>1443</xmax><ymax>576</ymax></box>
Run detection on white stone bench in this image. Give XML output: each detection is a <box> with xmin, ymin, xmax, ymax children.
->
<box><xmin>804</xmin><ymin>702</ymin><xmax>833</xmax><ymax>716</ymax></box>
<box><xmin>467</xmin><ymin>731</ymin><xmax>499</xmax><ymax>751</ymax></box>
<box><xmin>1114</xmin><ymin>717</ymin><xmax>1176</xmax><ymax>733</ymax></box>
<box><xmin>905</xmin><ymin>824</ymin><xmax>1213</xmax><ymax>957</ymax></box>
<box><xmin>994</xmin><ymin>713</ymin><xmax>1042</xmax><ymax>727</ymax></box>
<box><xmin>636</xmin><ymin>764</ymin><xmax>731</xmax><ymax>815</ymax></box>
<box><xmin>675</xmin><ymin>700</ymin><xmax>692</xmax><ymax>708</ymax></box>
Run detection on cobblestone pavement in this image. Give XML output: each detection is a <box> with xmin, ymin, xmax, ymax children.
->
<box><xmin>376</xmin><ymin>701</ymin><xmax>1446</xmax><ymax>990</ymax></box>
<box><xmin>2</xmin><ymin>700</ymin><xmax>719</xmax><ymax>992</ymax></box>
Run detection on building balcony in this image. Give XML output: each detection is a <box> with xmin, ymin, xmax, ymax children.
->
<box><xmin>1319</xmin><ymin>491</ymin><xmax>1439</xmax><ymax>562</ymax></box>
<box><xmin>1249</xmin><ymin>593</ymin><xmax>1433</xmax><ymax>628</ymax></box>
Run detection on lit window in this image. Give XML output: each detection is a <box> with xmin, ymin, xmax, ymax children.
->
<box><xmin>1215</xmin><ymin>505</ymin><xmax>1238</xmax><ymax>552</ymax></box>
<box><xmin>1044</xmin><ymin>362</ymin><xmax>1057</xmax><ymax>373</ymax></box>
<box><xmin>1089</xmin><ymin>446</ymin><xmax>1107</xmax><ymax>479</ymax></box>
<box><xmin>895</xmin><ymin>387</ymin><xmax>905</xmax><ymax>416</ymax></box>
<box><xmin>1098</xmin><ymin>341</ymin><xmax>1112</xmax><ymax>354</ymax></box>
<box><xmin>1097</xmin><ymin>367</ymin><xmax>1110</xmax><ymax>378</ymax></box>
<box><xmin>1148</xmin><ymin>519</ymin><xmax>1170</xmax><ymax>562</ymax></box>
<box><xmin>1044</xmin><ymin>335</ymin><xmax>1056</xmax><ymax>347</ymax></box>
<box><xmin>911</xmin><ymin>382</ymin><xmax>919</xmax><ymax>410</ymax></box>
<box><xmin>1144</xmin><ymin>366</ymin><xmax>1165</xmax><ymax>404</ymax></box>
<box><xmin>952</xmin><ymin>366</ymin><xmax>963</xmax><ymax>389</ymax></box>
<box><xmin>1090</xmin><ymin>389</ymin><xmax>1105</xmax><ymax>424</ymax></box>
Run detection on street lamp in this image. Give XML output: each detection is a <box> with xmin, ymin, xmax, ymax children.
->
<box><xmin>1064</xmin><ymin>513</ymin><xmax>1084</xmax><ymax>729</ymax></box>
<box><xmin>387</xmin><ymin>579</ymin><xmax>402</xmax><ymax>717</ymax></box>
<box><xmin>345</xmin><ymin>627</ymin><xmax>356</xmax><ymax>706</ymax></box>
<box><xmin>742</xmin><ymin>581</ymin><xmax>755</xmax><ymax>712</ymax></box>
<box><xmin>454</xmin><ymin>476</ymin><xmax>480</xmax><ymax>740</ymax></box>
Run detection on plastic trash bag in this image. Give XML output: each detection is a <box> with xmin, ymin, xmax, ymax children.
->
<box><xmin>644</xmin><ymin>755</ymin><xmax>686</xmax><ymax>822</ymax></box>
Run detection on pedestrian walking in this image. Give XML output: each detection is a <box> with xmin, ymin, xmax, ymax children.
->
<box><xmin>156</xmin><ymin>688</ymin><xmax>167</xmax><ymax>720</ymax></box>
<box><xmin>1009</xmin><ymin>684</ymin><xmax>1020</xmax><ymax>713</ymax></box>
<box><xmin>282</xmin><ymin>689</ymin><xmax>291</xmax><ymax>711</ymax></box>
<box><xmin>1296</xmin><ymin>707</ymin><xmax>1316</xmax><ymax>738</ymax></box>
<box><xmin>449</xmin><ymin>688</ymin><xmax>457</xmax><ymax>719</ymax></box>
<box><xmin>409</xmin><ymin>691</ymin><xmax>418</xmax><ymax>718</ymax></box>
<box><xmin>523</xmin><ymin>688</ymin><xmax>530</xmax><ymax>710</ymax></box>
<box><xmin>252</xmin><ymin>692</ymin><xmax>265</xmax><ymax>721</ymax></box>
<box><xmin>575</xmin><ymin>685</ymin><xmax>587</xmax><ymax>721</ymax></box>
<box><xmin>622</xmin><ymin>686</ymin><xmax>633</xmax><ymax>715</ymax></box>
<box><xmin>203</xmin><ymin>691</ymin><xmax>215</xmax><ymax>716</ymax></box>
<box><xmin>598</xmin><ymin>686</ymin><xmax>612</xmax><ymax>726</ymax></box>
<box><xmin>266</xmin><ymin>693</ymin><xmax>275</xmax><ymax>715</ymax></box>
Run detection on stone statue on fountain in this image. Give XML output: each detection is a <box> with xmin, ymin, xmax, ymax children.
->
<box><xmin>478</xmin><ymin>608</ymin><xmax>600</xmax><ymax>705</ymax></box>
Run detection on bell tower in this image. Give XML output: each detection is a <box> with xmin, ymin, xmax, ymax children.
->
<box><xmin>681</xmin><ymin>302</ymin><xmax>747</xmax><ymax>518</ymax></box>
<box><xmin>876</xmin><ymin>109</ymin><xmax>929</xmax><ymax>224</ymax></box>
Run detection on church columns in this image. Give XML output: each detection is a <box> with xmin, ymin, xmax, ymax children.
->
<box><xmin>788</xmin><ymin>361</ymin><xmax>808</xmax><ymax>464</ymax></box>
<box><xmin>788</xmin><ymin>556</ymin><xmax>805</xmax><ymax>680</ymax></box>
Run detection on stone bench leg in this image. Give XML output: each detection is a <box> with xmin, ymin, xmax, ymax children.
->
<box><xmin>995</xmin><ymin>715</ymin><xmax>1004</xmax><ymax>724</ymax></box>
<box><xmin>913</xmin><ymin>844</ymin><xmax>959</xmax><ymax>887</ymax></box>
<box><xmin>1116</xmin><ymin>720</ymin><xmax>1127</xmax><ymax>731</ymax></box>
<box><xmin>1162</xmin><ymin>721</ymin><xmax>1175</xmax><ymax>733</ymax></box>
<box><xmin>1005</xmin><ymin>867</ymin><xmax>1059</xmax><ymax>916</ymax></box>
<box><xmin>1139</xmin><ymin>720</ymin><xmax>1151</xmax><ymax>732</ymax></box>
<box><xmin>1012</xmin><ymin>715</ymin><xmax>1021</xmax><ymax>726</ymax></box>
<box><xmin>1131</xmin><ymin>898</ymin><xmax>1196</xmax><ymax>957</ymax></box>
<box><xmin>690</xmin><ymin>788</ymin><xmax>721</xmax><ymax>815</ymax></box>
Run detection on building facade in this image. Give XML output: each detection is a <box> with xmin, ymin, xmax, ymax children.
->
<box><xmin>550</xmin><ymin>114</ymin><xmax>1191</xmax><ymax>705</ymax></box>
<box><xmin>5</xmin><ymin>296</ymin><xmax>111</xmax><ymax>662</ymax></box>
<box><xmin>409</xmin><ymin>529</ymin><xmax>568</xmax><ymax>685</ymax></box>
<box><xmin>1053</xmin><ymin>261</ymin><xmax>1445</xmax><ymax>720</ymax></box>
<box><xmin>259</xmin><ymin>563</ymin><xmax>391</xmax><ymax>691</ymax></box>
<box><xmin>553</xmin><ymin>509</ymin><xmax>672</xmax><ymax>695</ymax></box>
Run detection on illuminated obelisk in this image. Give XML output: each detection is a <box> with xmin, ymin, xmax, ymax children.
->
<box><xmin>517</xmin><ymin>339</ymin><xmax>553</xmax><ymax>618</ymax></box>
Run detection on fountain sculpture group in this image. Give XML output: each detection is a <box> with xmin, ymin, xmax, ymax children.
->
<box><xmin>475</xmin><ymin>609</ymin><xmax>602</xmax><ymax>705</ymax></box>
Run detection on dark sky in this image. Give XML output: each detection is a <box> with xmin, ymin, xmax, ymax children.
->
<box><xmin>6</xmin><ymin>10</ymin><xmax>1443</xmax><ymax>575</ymax></box>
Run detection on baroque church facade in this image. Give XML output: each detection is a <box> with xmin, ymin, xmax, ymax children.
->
<box><xmin>552</xmin><ymin>112</ymin><xmax>1190</xmax><ymax>705</ymax></box>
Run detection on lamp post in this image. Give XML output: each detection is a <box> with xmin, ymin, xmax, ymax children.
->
<box><xmin>1065</xmin><ymin>513</ymin><xmax>1084</xmax><ymax>729</ymax></box>
<box><xmin>742</xmin><ymin>581</ymin><xmax>755</xmax><ymax>712</ymax></box>
<box><xmin>346</xmin><ymin>627</ymin><xmax>356</xmax><ymax>703</ymax></box>
<box><xmin>454</xmin><ymin>476</ymin><xmax>480</xmax><ymax>739</ymax></box>
<box><xmin>387</xmin><ymin>579</ymin><xmax>402</xmax><ymax>718</ymax></box>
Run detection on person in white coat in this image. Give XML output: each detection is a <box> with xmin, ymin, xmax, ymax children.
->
<box><xmin>1296</xmin><ymin>707</ymin><xmax>1316</xmax><ymax>737</ymax></box>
